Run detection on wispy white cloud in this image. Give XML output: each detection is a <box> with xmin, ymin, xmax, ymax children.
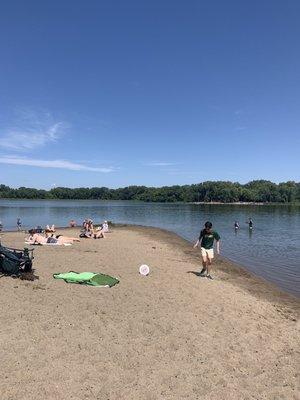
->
<box><xmin>145</xmin><ymin>162</ymin><xmax>177</xmax><ymax>167</ymax></box>
<box><xmin>0</xmin><ymin>156</ymin><xmax>114</xmax><ymax>173</ymax></box>
<box><xmin>0</xmin><ymin>109</ymin><xmax>67</xmax><ymax>151</ymax></box>
<box><xmin>0</xmin><ymin>122</ymin><xmax>65</xmax><ymax>151</ymax></box>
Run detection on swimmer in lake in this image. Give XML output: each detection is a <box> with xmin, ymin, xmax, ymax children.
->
<box><xmin>247</xmin><ymin>218</ymin><xmax>253</xmax><ymax>230</ymax></box>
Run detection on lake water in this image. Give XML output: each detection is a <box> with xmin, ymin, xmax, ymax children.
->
<box><xmin>0</xmin><ymin>199</ymin><xmax>299</xmax><ymax>297</ymax></box>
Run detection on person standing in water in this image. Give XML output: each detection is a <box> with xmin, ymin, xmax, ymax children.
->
<box><xmin>234</xmin><ymin>221</ymin><xmax>240</xmax><ymax>230</ymax></box>
<box><xmin>193</xmin><ymin>221</ymin><xmax>220</xmax><ymax>280</ymax></box>
<box><xmin>17</xmin><ymin>218</ymin><xmax>22</xmax><ymax>231</ymax></box>
<box><xmin>247</xmin><ymin>218</ymin><xmax>253</xmax><ymax>229</ymax></box>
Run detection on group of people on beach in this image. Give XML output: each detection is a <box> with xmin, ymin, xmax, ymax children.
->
<box><xmin>25</xmin><ymin>218</ymin><xmax>110</xmax><ymax>245</ymax></box>
<box><xmin>1</xmin><ymin>213</ymin><xmax>248</xmax><ymax>283</ymax></box>
<box><xmin>80</xmin><ymin>218</ymin><xmax>109</xmax><ymax>239</ymax></box>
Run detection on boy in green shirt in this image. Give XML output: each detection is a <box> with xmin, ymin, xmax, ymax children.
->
<box><xmin>193</xmin><ymin>221</ymin><xmax>220</xmax><ymax>279</ymax></box>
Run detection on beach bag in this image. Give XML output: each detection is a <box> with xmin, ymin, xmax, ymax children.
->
<box><xmin>0</xmin><ymin>245</ymin><xmax>33</xmax><ymax>275</ymax></box>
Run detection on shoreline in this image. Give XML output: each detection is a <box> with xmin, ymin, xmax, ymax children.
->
<box><xmin>0</xmin><ymin>225</ymin><xmax>299</xmax><ymax>399</ymax></box>
<box><xmin>192</xmin><ymin>201</ymin><xmax>266</xmax><ymax>205</ymax></box>
<box><xmin>117</xmin><ymin>224</ymin><xmax>300</xmax><ymax>305</ymax></box>
<box><xmin>1</xmin><ymin>223</ymin><xmax>299</xmax><ymax>300</ymax></box>
<box><xmin>1</xmin><ymin>223</ymin><xmax>299</xmax><ymax>304</ymax></box>
<box><xmin>1</xmin><ymin>198</ymin><xmax>300</xmax><ymax>205</ymax></box>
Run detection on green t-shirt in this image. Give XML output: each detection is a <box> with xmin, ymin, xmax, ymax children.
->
<box><xmin>199</xmin><ymin>229</ymin><xmax>220</xmax><ymax>249</ymax></box>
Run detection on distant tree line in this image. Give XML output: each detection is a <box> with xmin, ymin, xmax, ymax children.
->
<box><xmin>0</xmin><ymin>180</ymin><xmax>300</xmax><ymax>203</ymax></box>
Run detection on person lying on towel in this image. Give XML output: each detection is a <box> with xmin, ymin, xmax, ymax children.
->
<box><xmin>26</xmin><ymin>231</ymin><xmax>80</xmax><ymax>245</ymax></box>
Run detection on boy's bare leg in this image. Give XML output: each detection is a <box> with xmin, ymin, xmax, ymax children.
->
<box><xmin>200</xmin><ymin>259</ymin><xmax>207</xmax><ymax>275</ymax></box>
<box><xmin>206</xmin><ymin>258</ymin><xmax>213</xmax><ymax>278</ymax></box>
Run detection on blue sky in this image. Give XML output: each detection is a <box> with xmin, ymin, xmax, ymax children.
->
<box><xmin>0</xmin><ymin>0</ymin><xmax>299</xmax><ymax>189</ymax></box>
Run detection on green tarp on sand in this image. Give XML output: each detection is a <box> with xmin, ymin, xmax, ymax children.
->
<box><xmin>53</xmin><ymin>271</ymin><xmax>119</xmax><ymax>287</ymax></box>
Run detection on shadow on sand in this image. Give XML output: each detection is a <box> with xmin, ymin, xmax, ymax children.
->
<box><xmin>187</xmin><ymin>270</ymin><xmax>206</xmax><ymax>278</ymax></box>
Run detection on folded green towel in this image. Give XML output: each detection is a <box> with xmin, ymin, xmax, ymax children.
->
<box><xmin>53</xmin><ymin>271</ymin><xmax>119</xmax><ymax>287</ymax></box>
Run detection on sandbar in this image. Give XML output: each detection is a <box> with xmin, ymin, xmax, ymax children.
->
<box><xmin>0</xmin><ymin>225</ymin><xmax>299</xmax><ymax>400</ymax></box>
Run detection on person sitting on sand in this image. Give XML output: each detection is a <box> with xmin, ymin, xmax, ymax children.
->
<box><xmin>80</xmin><ymin>221</ymin><xmax>94</xmax><ymax>238</ymax></box>
<box><xmin>94</xmin><ymin>226</ymin><xmax>106</xmax><ymax>239</ymax></box>
<box><xmin>81</xmin><ymin>230</ymin><xmax>93</xmax><ymax>238</ymax></box>
<box><xmin>193</xmin><ymin>221</ymin><xmax>220</xmax><ymax>280</ymax></box>
<box><xmin>45</xmin><ymin>224</ymin><xmax>55</xmax><ymax>233</ymax></box>
<box><xmin>101</xmin><ymin>221</ymin><xmax>109</xmax><ymax>233</ymax></box>
<box><xmin>83</xmin><ymin>219</ymin><xmax>93</xmax><ymax>230</ymax></box>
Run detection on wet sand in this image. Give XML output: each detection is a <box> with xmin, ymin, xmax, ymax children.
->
<box><xmin>0</xmin><ymin>225</ymin><xmax>299</xmax><ymax>400</ymax></box>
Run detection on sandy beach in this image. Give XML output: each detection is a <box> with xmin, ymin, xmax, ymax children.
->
<box><xmin>0</xmin><ymin>225</ymin><xmax>299</xmax><ymax>400</ymax></box>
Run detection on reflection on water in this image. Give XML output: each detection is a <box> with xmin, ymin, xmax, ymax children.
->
<box><xmin>0</xmin><ymin>200</ymin><xmax>299</xmax><ymax>297</ymax></box>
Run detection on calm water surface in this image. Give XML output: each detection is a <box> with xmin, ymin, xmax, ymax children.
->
<box><xmin>0</xmin><ymin>199</ymin><xmax>299</xmax><ymax>297</ymax></box>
